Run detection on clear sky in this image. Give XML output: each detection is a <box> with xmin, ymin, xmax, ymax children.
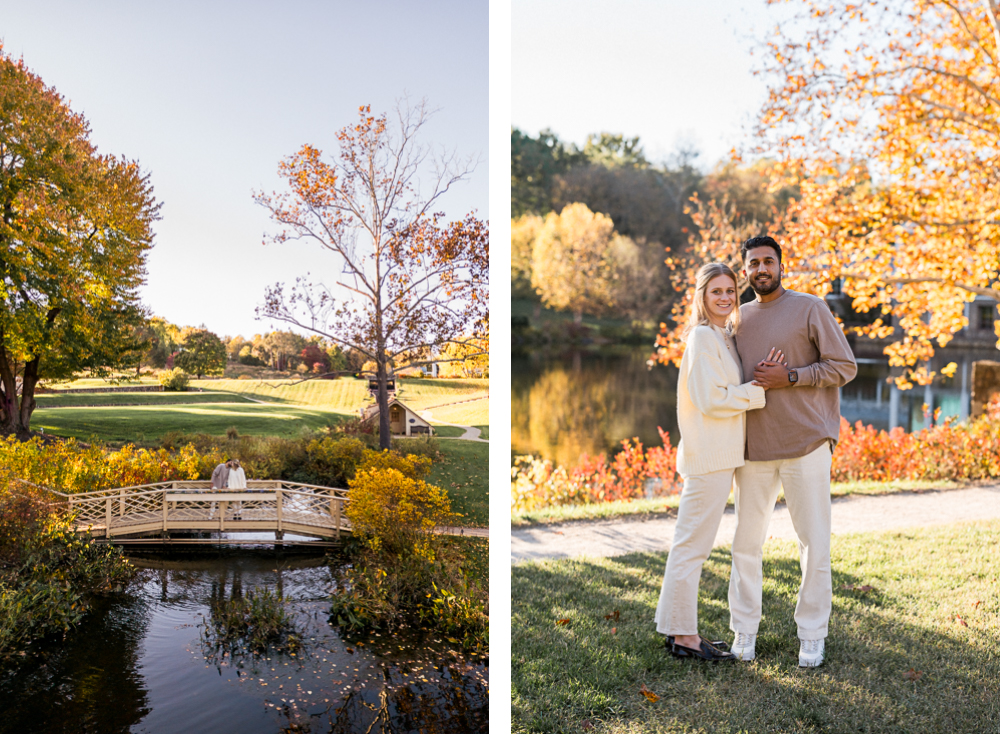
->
<box><xmin>512</xmin><ymin>0</ymin><xmax>788</xmax><ymax>169</ymax></box>
<box><xmin>1</xmin><ymin>0</ymin><xmax>488</xmax><ymax>339</ymax></box>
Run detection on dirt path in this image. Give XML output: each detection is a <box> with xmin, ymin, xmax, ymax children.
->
<box><xmin>511</xmin><ymin>484</ymin><xmax>1000</xmax><ymax>564</ymax></box>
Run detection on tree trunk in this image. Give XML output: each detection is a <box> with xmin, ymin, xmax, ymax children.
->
<box><xmin>376</xmin><ymin>358</ymin><xmax>392</xmax><ymax>451</ymax></box>
<box><xmin>573</xmin><ymin>310</ymin><xmax>583</xmax><ymax>324</ymax></box>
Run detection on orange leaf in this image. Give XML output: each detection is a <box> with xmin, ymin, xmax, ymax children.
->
<box><xmin>903</xmin><ymin>668</ymin><xmax>923</xmax><ymax>681</ymax></box>
<box><xmin>639</xmin><ymin>684</ymin><xmax>659</xmax><ymax>703</ymax></box>
<box><xmin>956</xmin><ymin>615</ymin><xmax>968</xmax><ymax>627</ymax></box>
<box><xmin>611</xmin><ymin>627</ymin><xmax>617</xmax><ymax>634</ymax></box>
<box><xmin>556</xmin><ymin>619</ymin><xmax>571</xmax><ymax>626</ymax></box>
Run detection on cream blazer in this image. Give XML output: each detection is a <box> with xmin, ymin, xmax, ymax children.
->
<box><xmin>675</xmin><ymin>324</ymin><xmax>766</xmax><ymax>477</ymax></box>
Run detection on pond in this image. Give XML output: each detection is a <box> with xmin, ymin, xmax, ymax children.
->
<box><xmin>0</xmin><ymin>550</ymin><xmax>488</xmax><ymax>734</ymax></box>
<box><xmin>512</xmin><ymin>344</ymin><xmax>997</xmax><ymax>468</ymax></box>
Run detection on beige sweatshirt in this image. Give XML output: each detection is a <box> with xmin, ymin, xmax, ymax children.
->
<box><xmin>735</xmin><ymin>289</ymin><xmax>857</xmax><ymax>461</ymax></box>
<box><xmin>676</xmin><ymin>324</ymin><xmax>766</xmax><ymax>477</ymax></box>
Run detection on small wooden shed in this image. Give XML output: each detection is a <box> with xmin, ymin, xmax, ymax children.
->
<box><xmin>361</xmin><ymin>398</ymin><xmax>433</xmax><ymax>436</ymax></box>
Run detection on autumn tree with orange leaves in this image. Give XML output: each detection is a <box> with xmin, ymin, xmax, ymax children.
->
<box><xmin>655</xmin><ymin>0</ymin><xmax>1000</xmax><ymax>388</ymax></box>
<box><xmin>254</xmin><ymin>103</ymin><xmax>488</xmax><ymax>449</ymax></box>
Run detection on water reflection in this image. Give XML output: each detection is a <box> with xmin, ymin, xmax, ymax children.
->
<box><xmin>0</xmin><ymin>552</ymin><xmax>487</xmax><ymax>734</ymax></box>
<box><xmin>512</xmin><ymin>348</ymin><xmax>679</xmax><ymax>468</ymax></box>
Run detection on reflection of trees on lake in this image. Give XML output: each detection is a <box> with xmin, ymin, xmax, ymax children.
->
<box><xmin>512</xmin><ymin>349</ymin><xmax>679</xmax><ymax>468</ymax></box>
<box><xmin>0</xmin><ymin>597</ymin><xmax>151</xmax><ymax>733</ymax></box>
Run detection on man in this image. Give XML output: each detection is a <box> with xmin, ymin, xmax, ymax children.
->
<box><xmin>729</xmin><ymin>235</ymin><xmax>857</xmax><ymax>667</ymax></box>
<box><xmin>209</xmin><ymin>458</ymin><xmax>231</xmax><ymax>519</ymax></box>
<box><xmin>211</xmin><ymin>459</ymin><xmax>231</xmax><ymax>490</ymax></box>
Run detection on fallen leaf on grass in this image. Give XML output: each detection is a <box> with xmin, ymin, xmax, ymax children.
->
<box><xmin>604</xmin><ymin>610</ymin><xmax>620</xmax><ymax>622</ymax></box>
<box><xmin>639</xmin><ymin>684</ymin><xmax>659</xmax><ymax>702</ymax></box>
<box><xmin>903</xmin><ymin>668</ymin><xmax>923</xmax><ymax>681</ymax></box>
<box><xmin>841</xmin><ymin>584</ymin><xmax>874</xmax><ymax>592</ymax></box>
<box><xmin>581</xmin><ymin>721</ymin><xmax>593</xmax><ymax>731</ymax></box>
<box><xmin>555</xmin><ymin>619</ymin><xmax>571</xmax><ymax>626</ymax></box>
<box><xmin>611</xmin><ymin>627</ymin><xmax>617</xmax><ymax>635</ymax></box>
<box><xmin>956</xmin><ymin>615</ymin><xmax>968</xmax><ymax>627</ymax></box>
<box><xmin>973</xmin><ymin>600</ymin><xmax>982</xmax><ymax>609</ymax></box>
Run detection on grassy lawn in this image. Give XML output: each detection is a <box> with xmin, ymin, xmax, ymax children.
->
<box><xmin>31</xmin><ymin>403</ymin><xmax>352</xmax><ymax>443</ymax></box>
<box><xmin>409</xmin><ymin>439</ymin><xmax>488</xmax><ymax>527</ymax></box>
<box><xmin>34</xmin><ymin>391</ymin><xmax>252</xmax><ymax>408</ymax></box>
<box><xmin>512</xmin><ymin>520</ymin><xmax>1000</xmax><ymax>733</ymax></box>
<box><xmin>512</xmin><ymin>479</ymin><xmax>967</xmax><ymax>526</ymax></box>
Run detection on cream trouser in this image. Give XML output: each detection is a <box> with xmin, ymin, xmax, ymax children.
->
<box><xmin>729</xmin><ymin>442</ymin><xmax>833</xmax><ymax>641</ymax></box>
<box><xmin>654</xmin><ymin>467</ymin><xmax>734</xmax><ymax>636</ymax></box>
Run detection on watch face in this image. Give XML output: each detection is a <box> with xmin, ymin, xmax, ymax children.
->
<box><xmin>788</xmin><ymin>369</ymin><xmax>798</xmax><ymax>383</ymax></box>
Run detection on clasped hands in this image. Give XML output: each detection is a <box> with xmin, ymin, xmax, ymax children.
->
<box><xmin>752</xmin><ymin>347</ymin><xmax>792</xmax><ymax>389</ymax></box>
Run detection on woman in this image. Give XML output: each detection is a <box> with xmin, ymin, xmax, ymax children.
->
<box><xmin>654</xmin><ymin>262</ymin><xmax>782</xmax><ymax>662</ymax></box>
<box><xmin>227</xmin><ymin>459</ymin><xmax>247</xmax><ymax>519</ymax></box>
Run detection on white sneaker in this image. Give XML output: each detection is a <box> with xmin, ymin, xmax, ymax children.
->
<box><xmin>799</xmin><ymin>638</ymin><xmax>825</xmax><ymax>667</ymax></box>
<box><xmin>731</xmin><ymin>632</ymin><xmax>756</xmax><ymax>661</ymax></box>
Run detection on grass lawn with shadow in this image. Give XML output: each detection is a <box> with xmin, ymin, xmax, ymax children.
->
<box><xmin>512</xmin><ymin>520</ymin><xmax>1000</xmax><ymax>733</ymax></box>
<box><xmin>407</xmin><ymin>439</ymin><xmax>488</xmax><ymax>527</ymax></box>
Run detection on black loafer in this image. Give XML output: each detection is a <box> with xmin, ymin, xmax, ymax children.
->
<box><xmin>666</xmin><ymin>637</ymin><xmax>736</xmax><ymax>662</ymax></box>
<box><xmin>665</xmin><ymin>636</ymin><xmax>730</xmax><ymax>652</ymax></box>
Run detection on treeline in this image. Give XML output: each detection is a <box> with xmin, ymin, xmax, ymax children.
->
<box><xmin>138</xmin><ymin>319</ymin><xmax>487</xmax><ymax>379</ymax></box>
<box><xmin>137</xmin><ymin>318</ymin><xmax>355</xmax><ymax>378</ymax></box>
<box><xmin>511</xmin><ymin>128</ymin><xmax>795</xmax><ymax>323</ymax></box>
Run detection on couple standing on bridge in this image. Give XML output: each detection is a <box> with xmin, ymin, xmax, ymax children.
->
<box><xmin>209</xmin><ymin>458</ymin><xmax>248</xmax><ymax>518</ymax></box>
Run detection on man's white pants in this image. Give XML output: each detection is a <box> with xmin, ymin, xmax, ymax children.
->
<box><xmin>729</xmin><ymin>442</ymin><xmax>832</xmax><ymax>641</ymax></box>
<box><xmin>654</xmin><ymin>467</ymin><xmax>734</xmax><ymax>636</ymax></box>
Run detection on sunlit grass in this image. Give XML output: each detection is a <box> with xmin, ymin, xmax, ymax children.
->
<box><xmin>512</xmin><ymin>520</ymin><xmax>1000</xmax><ymax>733</ymax></box>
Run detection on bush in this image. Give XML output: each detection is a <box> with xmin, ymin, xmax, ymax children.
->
<box><xmin>511</xmin><ymin>427</ymin><xmax>681</xmax><ymax>512</ymax></box>
<box><xmin>304</xmin><ymin>436</ymin><xmax>367</xmax><ymax>487</ymax></box>
<box><xmin>0</xmin><ymin>477</ymin><xmax>139</xmax><ymax>660</ymax></box>
<box><xmin>330</xmin><ymin>537</ymin><xmax>488</xmax><ymax>654</ymax></box>
<box><xmin>158</xmin><ymin>368</ymin><xmax>190</xmax><ymax>391</ymax></box>
<box><xmin>345</xmin><ymin>466</ymin><xmax>454</xmax><ymax>557</ymax></box>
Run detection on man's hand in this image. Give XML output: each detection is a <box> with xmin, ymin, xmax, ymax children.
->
<box><xmin>753</xmin><ymin>360</ymin><xmax>792</xmax><ymax>389</ymax></box>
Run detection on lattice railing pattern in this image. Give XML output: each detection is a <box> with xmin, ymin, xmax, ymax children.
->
<box><xmin>52</xmin><ymin>481</ymin><xmax>350</xmax><ymax>539</ymax></box>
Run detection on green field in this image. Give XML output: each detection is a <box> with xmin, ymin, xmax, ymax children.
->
<box><xmin>38</xmin><ymin>377</ymin><xmax>490</xmax><ymax>440</ymax></box>
<box><xmin>35</xmin><ymin>391</ymin><xmax>253</xmax><ymax>408</ymax></box>
<box><xmin>32</xmin><ymin>403</ymin><xmax>350</xmax><ymax>443</ymax></box>
<box><xmin>417</xmin><ymin>440</ymin><xmax>489</xmax><ymax>526</ymax></box>
<box><xmin>512</xmin><ymin>520</ymin><xmax>1000</xmax><ymax>733</ymax></box>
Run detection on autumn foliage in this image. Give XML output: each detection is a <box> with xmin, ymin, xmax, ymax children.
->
<box><xmin>513</xmin><ymin>404</ymin><xmax>1000</xmax><ymax>512</ymax></box>
<box><xmin>655</xmin><ymin>0</ymin><xmax>1000</xmax><ymax>387</ymax></box>
<box><xmin>511</xmin><ymin>428</ymin><xmax>681</xmax><ymax>512</ymax></box>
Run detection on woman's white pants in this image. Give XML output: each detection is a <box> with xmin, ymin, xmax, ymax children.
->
<box><xmin>654</xmin><ymin>467</ymin><xmax>734</xmax><ymax>636</ymax></box>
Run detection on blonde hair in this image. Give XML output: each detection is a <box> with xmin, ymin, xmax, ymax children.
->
<box><xmin>686</xmin><ymin>262</ymin><xmax>741</xmax><ymax>335</ymax></box>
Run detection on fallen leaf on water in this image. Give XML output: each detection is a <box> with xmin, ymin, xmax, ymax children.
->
<box><xmin>556</xmin><ymin>619</ymin><xmax>571</xmax><ymax>626</ymax></box>
<box><xmin>903</xmin><ymin>668</ymin><xmax>923</xmax><ymax>681</ymax></box>
<box><xmin>639</xmin><ymin>684</ymin><xmax>659</xmax><ymax>702</ymax></box>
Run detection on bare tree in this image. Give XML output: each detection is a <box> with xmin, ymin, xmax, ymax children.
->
<box><xmin>254</xmin><ymin>102</ymin><xmax>489</xmax><ymax>449</ymax></box>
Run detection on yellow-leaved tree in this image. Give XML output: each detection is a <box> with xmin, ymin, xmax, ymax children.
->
<box><xmin>655</xmin><ymin>0</ymin><xmax>1000</xmax><ymax>387</ymax></box>
<box><xmin>530</xmin><ymin>203</ymin><xmax>636</xmax><ymax>324</ymax></box>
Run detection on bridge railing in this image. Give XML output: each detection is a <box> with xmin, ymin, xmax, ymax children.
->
<box><xmin>39</xmin><ymin>480</ymin><xmax>350</xmax><ymax>540</ymax></box>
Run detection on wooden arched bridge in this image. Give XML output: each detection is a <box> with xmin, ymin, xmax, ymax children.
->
<box><xmin>46</xmin><ymin>481</ymin><xmax>350</xmax><ymax>545</ymax></box>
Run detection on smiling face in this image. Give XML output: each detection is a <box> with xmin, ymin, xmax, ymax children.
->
<box><xmin>742</xmin><ymin>245</ymin><xmax>784</xmax><ymax>298</ymax></box>
<box><xmin>704</xmin><ymin>274</ymin><xmax>737</xmax><ymax>327</ymax></box>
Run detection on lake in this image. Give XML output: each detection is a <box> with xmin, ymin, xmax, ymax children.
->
<box><xmin>512</xmin><ymin>343</ymin><xmax>998</xmax><ymax>468</ymax></box>
<box><xmin>0</xmin><ymin>549</ymin><xmax>487</xmax><ymax>734</ymax></box>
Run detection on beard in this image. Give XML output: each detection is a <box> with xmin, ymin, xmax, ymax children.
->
<box><xmin>750</xmin><ymin>272</ymin><xmax>781</xmax><ymax>296</ymax></box>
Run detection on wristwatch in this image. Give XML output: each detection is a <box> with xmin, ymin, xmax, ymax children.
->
<box><xmin>788</xmin><ymin>368</ymin><xmax>799</xmax><ymax>384</ymax></box>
